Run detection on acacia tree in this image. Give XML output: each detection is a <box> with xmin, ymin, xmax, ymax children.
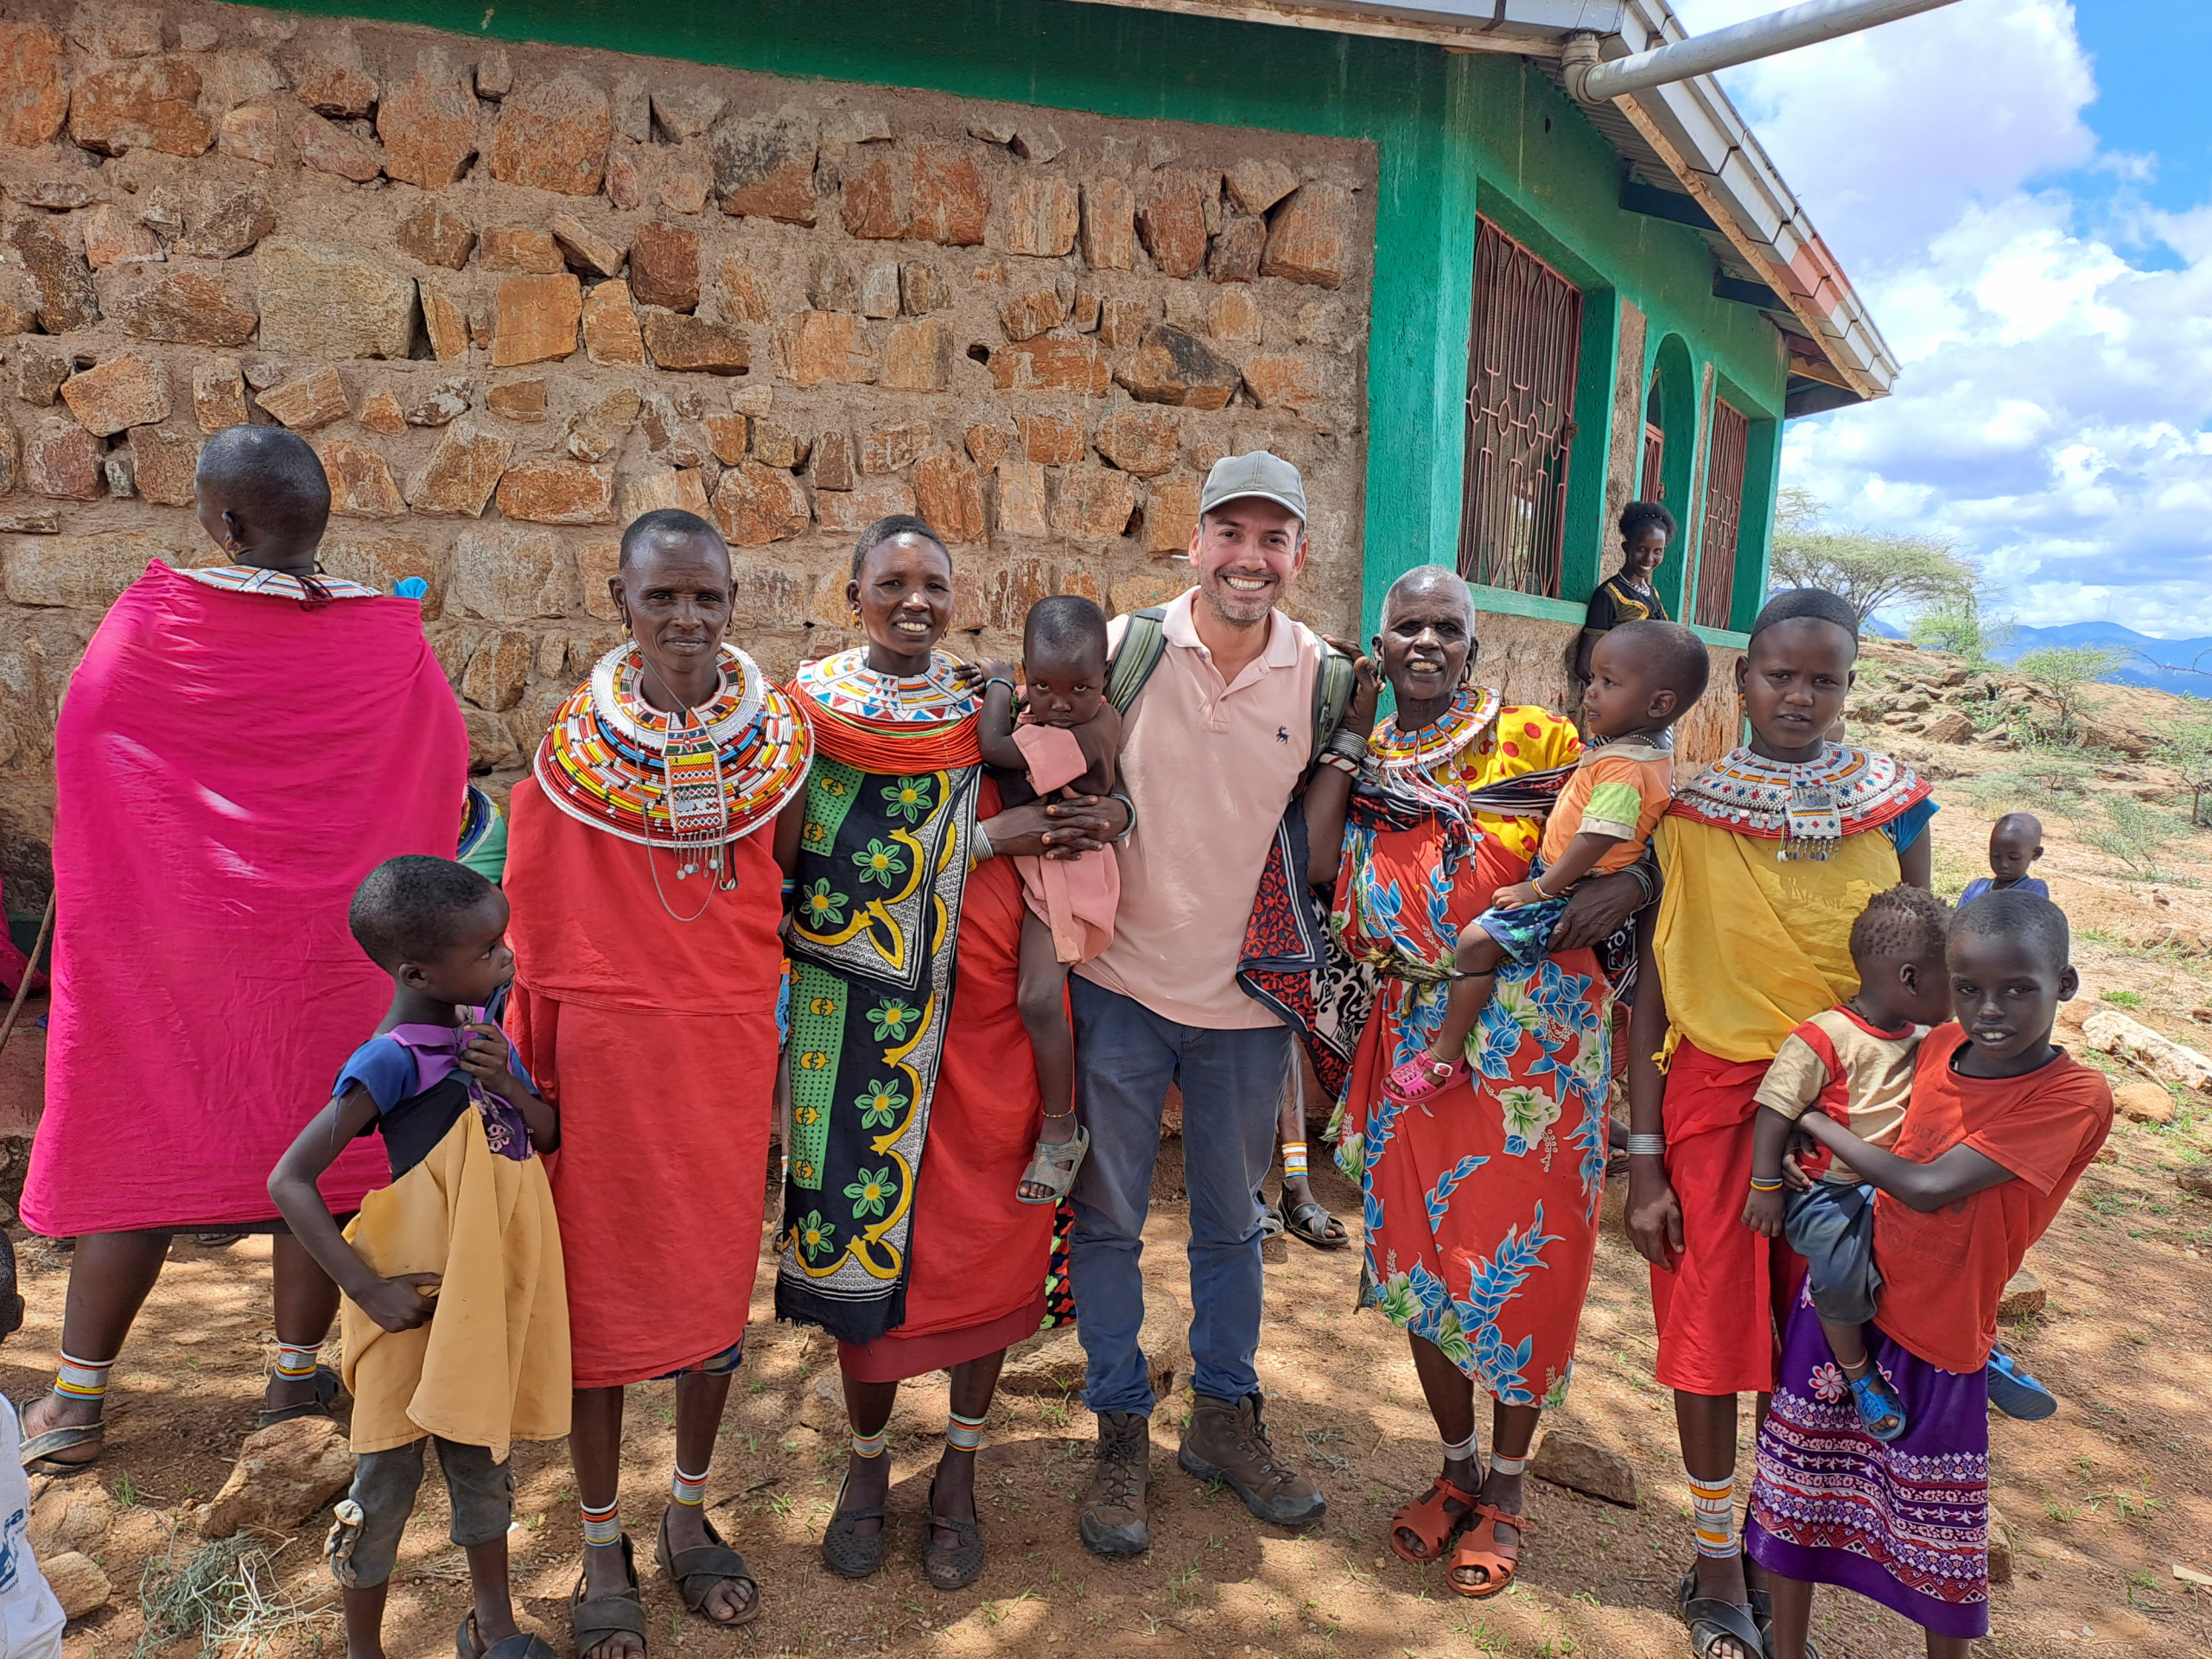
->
<box><xmin>1769</xmin><ymin>489</ymin><xmax>1981</xmax><ymax>624</ymax></box>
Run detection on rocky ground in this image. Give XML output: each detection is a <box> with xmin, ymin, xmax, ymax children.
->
<box><xmin>6</xmin><ymin>639</ymin><xmax>2212</xmax><ymax>1658</ymax></box>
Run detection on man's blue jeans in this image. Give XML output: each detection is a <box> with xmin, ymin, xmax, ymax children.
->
<box><xmin>1068</xmin><ymin>977</ymin><xmax>1292</xmax><ymax>1417</ymax></box>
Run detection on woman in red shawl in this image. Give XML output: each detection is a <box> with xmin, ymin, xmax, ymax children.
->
<box><xmin>502</xmin><ymin>511</ymin><xmax>811</xmax><ymax>1656</ymax></box>
<box><xmin>785</xmin><ymin>516</ymin><xmax>1123</xmax><ymax>1592</ymax></box>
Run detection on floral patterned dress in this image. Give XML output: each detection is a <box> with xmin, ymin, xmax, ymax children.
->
<box><xmin>1330</xmin><ymin>692</ymin><xmax>1612</xmax><ymax>1407</ymax></box>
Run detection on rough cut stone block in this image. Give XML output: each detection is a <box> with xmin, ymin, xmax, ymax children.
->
<box><xmin>1012</xmin><ymin>125</ymin><xmax>1064</xmax><ymax>165</ymax></box>
<box><xmin>1137</xmin><ymin>171</ymin><xmax>1210</xmax><ymax>279</ymax></box>
<box><xmin>640</xmin><ymin>311</ymin><xmax>749</xmax><ymax>375</ymax></box>
<box><xmin>257</xmin><ymin>367</ymin><xmax>349</xmax><ymax>431</ymax></box>
<box><xmin>461</xmin><ymin>629</ymin><xmax>533</xmax><ymax>711</ymax></box>
<box><xmin>862</xmin><ymin>423</ymin><xmax>932</xmax><ymax>476</ymax></box>
<box><xmin>1209</xmin><ymin>214</ymin><xmax>1266</xmax><ymax>284</ymax></box>
<box><xmin>68</xmin><ymin>57</ymin><xmax>212</xmax><ymax>156</ymax></box>
<box><xmin>7</xmin><ymin>219</ymin><xmax>99</xmax><ymax>334</ymax></box>
<box><xmin>750</xmin><ymin>422</ymin><xmax>809</xmax><ymax>470</ymax></box>
<box><xmin>995</xmin><ymin>461</ymin><xmax>1048</xmax><ymax>537</ymax></box>
<box><xmin>702</xmin><ymin>413</ymin><xmax>749</xmax><ymax>466</ymax></box>
<box><xmin>901</xmin><ymin>263</ymin><xmax>950</xmax><ymax>315</ymax></box>
<box><xmin>291</xmin><ymin>38</ymin><xmax>378</xmax><ymax>118</ymax></box>
<box><xmin>1052</xmin><ymin>461</ymin><xmax>1138</xmax><ymax>539</ymax></box>
<box><xmin>629</xmin><ymin>223</ymin><xmax>701</xmax><ymax>312</ymax></box>
<box><xmin>1018</xmin><ymin>410</ymin><xmax>1083</xmax><ymax>467</ymax></box>
<box><xmin>0</xmin><ymin>22</ymin><xmax>71</xmax><ymax>149</ymax></box>
<box><xmin>711</xmin><ymin>461</ymin><xmax>810</xmax><ymax>546</ymax></box>
<box><xmin>813</xmin><ymin>477</ymin><xmax>916</xmax><ymax>537</ymax></box>
<box><xmin>659</xmin><ymin>170</ymin><xmax>709</xmax><ymax>217</ymax></box>
<box><xmin>448</xmin><ymin>528</ymin><xmax>572</xmax><ymax>624</ymax></box>
<box><xmin>292</xmin><ymin>111</ymin><xmax>384</xmax><ymax>181</ymax></box>
<box><xmin>773</xmin><ymin>311</ymin><xmax>879</xmax><ymax>386</ymax></box>
<box><xmin>1241</xmin><ymin>352</ymin><xmax>1324</xmax><ymax>416</ymax></box>
<box><xmin>716</xmin><ymin>261</ymin><xmax>772</xmax><ymax>323</ymax></box>
<box><xmin>617</xmin><ymin>467</ymin><xmax>711</xmax><ymax>525</ymax></box>
<box><xmin>258</xmin><ymin>243</ymin><xmax>418</xmax><ymax>359</ymax></box>
<box><xmin>913</xmin><ymin>453</ymin><xmax>986</xmax><ymax>544</ymax></box>
<box><xmin>497</xmin><ymin>460</ymin><xmax>614</xmax><ymax>524</ymax></box>
<box><xmin>16</xmin><ymin>346</ymin><xmax>71</xmax><ymax>406</ymax></box>
<box><xmin>476</xmin><ymin>48</ymin><xmax>512</xmax><ymax>100</ymax></box>
<box><xmin>581</xmin><ymin>278</ymin><xmax>645</xmax><ymax>366</ymax></box>
<box><xmin>550</xmin><ymin>213</ymin><xmax>626</xmax><ymax>278</ymax></box>
<box><xmin>880</xmin><ymin>319</ymin><xmax>953</xmax><ymax>393</ymax></box>
<box><xmin>1005</xmin><ymin>177</ymin><xmax>1080</xmax><ymax>257</ymax></box>
<box><xmin>0</xmin><ymin>271</ymin><xmax>40</xmax><ymax>338</ymax></box>
<box><xmin>216</xmin><ymin>99</ymin><xmax>286</xmax><ymax>166</ymax></box>
<box><xmin>1081</xmin><ymin>179</ymin><xmax>1135</xmax><ymax>270</ymax></box>
<box><xmin>192</xmin><ymin>359</ymin><xmax>248</xmax><ymax>432</ymax></box>
<box><xmin>317</xmin><ymin>440</ymin><xmax>406</xmax><ymax>517</ymax></box>
<box><xmin>60</xmin><ymin>354</ymin><xmax>168</xmax><ymax>436</ymax></box>
<box><xmin>612</xmin><ymin>73</ymin><xmax>651</xmax><ymax>145</ymax></box>
<box><xmin>25</xmin><ymin>423</ymin><xmax>104</xmax><ymax>499</ymax></box>
<box><xmin>126</xmin><ymin>425</ymin><xmax>199</xmax><ymax>505</ymax></box>
<box><xmin>4</xmin><ymin>531</ymin><xmax>171</xmax><ymax>605</ymax></box>
<box><xmin>1997</xmin><ymin>1268</ymin><xmax>2044</xmax><ymax>1321</ymax></box>
<box><xmin>166</xmin><ymin>182</ymin><xmax>279</xmax><ymax>260</ymax></box>
<box><xmin>911</xmin><ymin>144</ymin><xmax>989</xmax><ymax>246</ymax></box>
<box><xmin>1211</xmin><ymin>284</ymin><xmax>1261</xmax><ymax>341</ymax></box>
<box><xmin>811</xmin><ymin>429</ymin><xmax>855</xmax><ymax>490</ymax></box>
<box><xmin>359</xmin><ymin>391</ymin><xmax>407</xmax><ymax>435</ymax></box>
<box><xmin>378</xmin><ymin>55</ymin><xmax>480</xmax><ymax>190</ymax></box>
<box><xmin>652</xmin><ymin>86</ymin><xmax>724</xmax><ymax>141</ymax></box>
<box><xmin>486</xmin><ymin>380</ymin><xmax>547</xmax><ymax>423</ymax></box>
<box><xmin>1096</xmin><ymin>408</ymin><xmax>1180</xmax><ymax>478</ymax></box>
<box><xmin>988</xmin><ymin>338</ymin><xmax>1110</xmax><ymax>397</ymax></box>
<box><xmin>841</xmin><ymin>153</ymin><xmax>907</xmax><ymax>240</ymax></box>
<box><xmin>1099</xmin><ymin>296</ymin><xmax>1150</xmax><ymax>350</ymax></box>
<box><xmin>397</xmin><ymin>201</ymin><xmax>476</xmax><ymax>269</ymax></box>
<box><xmin>1144</xmin><ymin>474</ymin><xmax>1200</xmax><ymax>555</ymax></box>
<box><xmin>1261</xmin><ymin>183</ymin><xmax>1355</xmax><ymax>288</ymax></box>
<box><xmin>81</xmin><ymin>205</ymin><xmax>162</xmax><ymax>271</ymax></box>
<box><xmin>1116</xmin><ymin>324</ymin><xmax>1240</xmax><ymax>409</ymax></box>
<box><xmin>488</xmin><ymin>72</ymin><xmax>611</xmax><ymax>196</ymax></box>
<box><xmin>421</xmin><ymin>280</ymin><xmax>471</xmax><ymax>362</ymax></box>
<box><xmin>1224</xmin><ymin>156</ymin><xmax>1299</xmax><ymax>218</ymax></box>
<box><xmin>1001</xmin><ymin>289</ymin><xmax>1067</xmax><ymax>342</ymax></box>
<box><xmin>491</xmin><ymin>274</ymin><xmax>582</xmax><ymax>368</ymax></box>
<box><xmin>605</xmin><ymin>145</ymin><xmax>645</xmax><ymax>213</ymax></box>
<box><xmin>480</xmin><ymin>228</ymin><xmax>564</xmax><ymax>274</ymax></box>
<box><xmin>110</xmin><ymin>269</ymin><xmax>257</xmax><ymax>347</ymax></box>
<box><xmin>860</xmin><ymin>262</ymin><xmax>902</xmax><ymax>321</ymax></box>
<box><xmin>964</xmin><ymin>422</ymin><xmax>1011</xmax><ymax>471</ymax></box>
<box><xmin>710</xmin><ymin>107</ymin><xmax>819</xmax><ymax>225</ymax></box>
<box><xmin>408</xmin><ymin>421</ymin><xmax>513</xmax><ymax>516</ymax></box>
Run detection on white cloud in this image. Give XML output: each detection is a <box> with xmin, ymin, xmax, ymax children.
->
<box><xmin>1668</xmin><ymin>0</ymin><xmax>2212</xmax><ymax>636</ymax></box>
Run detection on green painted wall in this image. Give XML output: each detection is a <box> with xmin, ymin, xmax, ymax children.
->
<box><xmin>263</xmin><ymin>0</ymin><xmax>1788</xmax><ymax>643</ymax></box>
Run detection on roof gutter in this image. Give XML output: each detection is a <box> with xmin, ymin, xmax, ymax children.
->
<box><xmin>1562</xmin><ymin>0</ymin><xmax>1962</xmax><ymax>100</ymax></box>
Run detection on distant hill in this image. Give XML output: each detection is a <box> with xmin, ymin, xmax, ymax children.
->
<box><xmin>1990</xmin><ymin>622</ymin><xmax>2212</xmax><ymax>696</ymax></box>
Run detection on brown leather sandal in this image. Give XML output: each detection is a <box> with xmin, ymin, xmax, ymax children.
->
<box><xmin>1447</xmin><ymin>1502</ymin><xmax>1524</xmax><ymax>1599</ymax></box>
<box><xmin>1389</xmin><ymin>1475</ymin><xmax>1478</xmax><ymax>1565</ymax></box>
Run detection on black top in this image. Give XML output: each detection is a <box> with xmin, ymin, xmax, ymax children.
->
<box><xmin>1584</xmin><ymin>574</ymin><xmax>1668</xmax><ymax>632</ymax></box>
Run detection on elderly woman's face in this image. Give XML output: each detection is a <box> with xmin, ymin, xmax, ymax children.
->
<box><xmin>1375</xmin><ymin>585</ymin><xmax>1473</xmax><ymax>708</ymax></box>
<box><xmin>849</xmin><ymin>532</ymin><xmax>954</xmax><ymax>659</ymax></box>
<box><xmin>611</xmin><ymin>531</ymin><xmax>733</xmax><ymax>681</ymax></box>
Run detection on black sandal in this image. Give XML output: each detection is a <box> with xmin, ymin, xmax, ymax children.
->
<box><xmin>1677</xmin><ymin>1567</ymin><xmax>1765</xmax><ymax>1659</ymax></box>
<box><xmin>655</xmin><ymin>1504</ymin><xmax>760</xmax><ymax>1627</ymax></box>
<box><xmin>256</xmin><ymin>1363</ymin><xmax>342</xmax><ymax>1427</ymax></box>
<box><xmin>570</xmin><ymin>1535</ymin><xmax>648</xmax><ymax>1659</ymax></box>
<box><xmin>1282</xmin><ymin>1198</ymin><xmax>1350</xmax><ymax>1250</ymax></box>
<box><xmin>16</xmin><ymin>1396</ymin><xmax>104</xmax><ymax>1473</ymax></box>
<box><xmin>921</xmin><ymin>1475</ymin><xmax>986</xmax><ymax>1592</ymax></box>
<box><xmin>1746</xmin><ymin>1586</ymin><xmax>1821</xmax><ymax>1659</ymax></box>
<box><xmin>457</xmin><ymin>1612</ymin><xmax>560</xmax><ymax>1659</ymax></box>
<box><xmin>820</xmin><ymin>1473</ymin><xmax>888</xmax><ymax>1580</ymax></box>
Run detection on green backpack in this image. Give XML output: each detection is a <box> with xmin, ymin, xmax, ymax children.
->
<box><xmin>1105</xmin><ymin>607</ymin><xmax>1355</xmax><ymax>771</ymax></box>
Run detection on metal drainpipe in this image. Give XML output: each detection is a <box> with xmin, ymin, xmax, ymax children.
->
<box><xmin>1561</xmin><ymin>0</ymin><xmax>1965</xmax><ymax>103</ymax></box>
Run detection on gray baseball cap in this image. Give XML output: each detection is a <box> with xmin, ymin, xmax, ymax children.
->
<box><xmin>1198</xmin><ymin>450</ymin><xmax>1307</xmax><ymax>524</ymax></box>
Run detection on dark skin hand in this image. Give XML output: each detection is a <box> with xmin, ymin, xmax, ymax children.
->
<box><xmin>845</xmin><ymin>531</ymin><xmax>1127</xmax><ymax>858</ymax></box>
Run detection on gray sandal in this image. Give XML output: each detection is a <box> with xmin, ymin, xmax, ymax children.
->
<box><xmin>921</xmin><ymin>1476</ymin><xmax>986</xmax><ymax>1591</ymax></box>
<box><xmin>1017</xmin><ymin>1124</ymin><xmax>1090</xmax><ymax>1205</ymax></box>
<box><xmin>820</xmin><ymin>1473</ymin><xmax>888</xmax><ymax>1580</ymax></box>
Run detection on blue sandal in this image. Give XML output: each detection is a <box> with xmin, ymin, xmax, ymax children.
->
<box><xmin>1847</xmin><ymin>1369</ymin><xmax>1907</xmax><ymax>1442</ymax></box>
<box><xmin>1986</xmin><ymin>1348</ymin><xmax>2056</xmax><ymax>1421</ymax></box>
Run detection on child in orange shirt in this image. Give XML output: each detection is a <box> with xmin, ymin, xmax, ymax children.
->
<box><xmin>1746</xmin><ymin>889</ymin><xmax>2112</xmax><ymax>1659</ymax></box>
<box><xmin>1388</xmin><ymin>620</ymin><xmax>1707</xmax><ymax>1104</ymax></box>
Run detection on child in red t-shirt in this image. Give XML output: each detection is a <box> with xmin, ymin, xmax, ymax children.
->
<box><xmin>1745</xmin><ymin>889</ymin><xmax>2112</xmax><ymax>1659</ymax></box>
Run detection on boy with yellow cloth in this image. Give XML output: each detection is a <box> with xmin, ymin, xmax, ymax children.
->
<box><xmin>270</xmin><ymin>855</ymin><xmax>569</xmax><ymax>1659</ymax></box>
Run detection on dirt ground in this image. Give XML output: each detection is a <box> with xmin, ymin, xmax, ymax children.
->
<box><xmin>13</xmin><ymin>650</ymin><xmax>2212</xmax><ymax>1659</ymax></box>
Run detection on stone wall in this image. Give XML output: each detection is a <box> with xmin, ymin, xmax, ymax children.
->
<box><xmin>0</xmin><ymin>0</ymin><xmax>1376</xmax><ymax>888</ymax></box>
<box><xmin>1476</xmin><ymin>612</ymin><xmax>1740</xmax><ymax>766</ymax></box>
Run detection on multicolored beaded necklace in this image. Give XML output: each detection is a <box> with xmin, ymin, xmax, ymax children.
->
<box><xmin>1670</xmin><ymin>741</ymin><xmax>1930</xmax><ymax>861</ymax></box>
<box><xmin>1365</xmin><ymin>685</ymin><xmax>1502</xmax><ymax>776</ymax></box>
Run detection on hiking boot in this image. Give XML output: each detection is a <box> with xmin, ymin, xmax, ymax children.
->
<box><xmin>1179</xmin><ymin>1391</ymin><xmax>1326</xmax><ymax>1527</ymax></box>
<box><xmin>1080</xmin><ymin>1411</ymin><xmax>1152</xmax><ymax>1557</ymax></box>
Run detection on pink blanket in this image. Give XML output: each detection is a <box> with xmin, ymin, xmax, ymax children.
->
<box><xmin>22</xmin><ymin>563</ymin><xmax>467</xmax><ymax>1235</ymax></box>
<box><xmin>1010</xmin><ymin>722</ymin><xmax>1119</xmax><ymax>965</ymax></box>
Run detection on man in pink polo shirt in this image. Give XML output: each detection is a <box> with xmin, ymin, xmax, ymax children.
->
<box><xmin>1071</xmin><ymin>451</ymin><xmax>1365</xmax><ymax>1556</ymax></box>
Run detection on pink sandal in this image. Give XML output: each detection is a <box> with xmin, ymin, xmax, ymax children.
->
<box><xmin>1383</xmin><ymin>1053</ymin><xmax>1466</xmax><ymax>1105</ymax></box>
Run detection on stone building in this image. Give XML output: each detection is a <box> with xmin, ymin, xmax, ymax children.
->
<box><xmin>0</xmin><ymin>0</ymin><xmax>1896</xmax><ymax>907</ymax></box>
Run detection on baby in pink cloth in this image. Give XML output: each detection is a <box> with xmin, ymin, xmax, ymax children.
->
<box><xmin>979</xmin><ymin>595</ymin><xmax>1122</xmax><ymax>1206</ymax></box>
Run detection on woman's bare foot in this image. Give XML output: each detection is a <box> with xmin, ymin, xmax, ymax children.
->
<box><xmin>19</xmin><ymin>1391</ymin><xmax>102</xmax><ymax>1468</ymax></box>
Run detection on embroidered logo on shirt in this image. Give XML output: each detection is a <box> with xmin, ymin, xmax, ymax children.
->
<box><xmin>1276</xmin><ymin>726</ymin><xmax>1290</xmax><ymax>743</ymax></box>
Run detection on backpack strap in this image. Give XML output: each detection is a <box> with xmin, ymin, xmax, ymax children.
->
<box><xmin>1106</xmin><ymin>607</ymin><xmax>1168</xmax><ymax>715</ymax></box>
<box><xmin>1309</xmin><ymin>644</ymin><xmax>1355</xmax><ymax>767</ymax></box>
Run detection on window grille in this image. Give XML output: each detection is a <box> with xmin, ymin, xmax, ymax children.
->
<box><xmin>1641</xmin><ymin>379</ymin><xmax>1665</xmax><ymax>501</ymax></box>
<box><xmin>1459</xmin><ymin>219</ymin><xmax>1581</xmax><ymax>599</ymax></box>
<box><xmin>1694</xmin><ymin>398</ymin><xmax>1751</xmax><ymax>630</ymax></box>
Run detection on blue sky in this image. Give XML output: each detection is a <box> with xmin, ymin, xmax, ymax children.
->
<box><xmin>1674</xmin><ymin>0</ymin><xmax>2212</xmax><ymax>638</ymax></box>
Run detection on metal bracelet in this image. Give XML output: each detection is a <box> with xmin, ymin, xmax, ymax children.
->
<box><xmin>1325</xmin><ymin>728</ymin><xmax>1371</xmax><ymax>763</ymax></box>
<box><xmin>1108</xmin><ymin>791</ymin><xmax>1136</xmax><ymax>844</ymax></box>
<box><xmin>971</xmin><ymin>821</ymin><xmax>995</xmax><ymax>861</ymax></box>
<box><xmin>1625</xmin><ymin>1133</ymin><xmax>1667</xmax><ymax>1158</ymax></box>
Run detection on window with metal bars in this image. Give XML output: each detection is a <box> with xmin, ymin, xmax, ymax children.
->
<box><xmin>1641</xmin><ymin>378</ymin><xmax>1665</xmax><ymax>502</ymax></box>
<box><xmin>1458</xmin><ymin>219</ymin><xmax>1582</xmax><ymax>599</ymax></box>
<box><xmin>1694</xmin><ymin>398</ymin><xmax>1751</xmax><ymax>630</ymax></box>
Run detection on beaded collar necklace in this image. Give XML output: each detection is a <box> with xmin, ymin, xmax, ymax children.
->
<box><xmin>1365</xmin><ymin>686</ymin><xmax>1502</xmax><ymax>775</ymax></box>
<box><xmin>1670</xmin><ymin>741</ymin><xmax>1929</xmax><ymax>861</ymax></box>
<box><xmin>794</xmin><ymin>647</ymin><xmax>980</xmax><ymax>725</ymax></box>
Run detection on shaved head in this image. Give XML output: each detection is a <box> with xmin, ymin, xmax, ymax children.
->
<box><xmin>194</xmin><ymin>424</ymin><xmax>329</xmax><ymax>546</ymax></box>
<box><xmin>1382</xmin><ymin>564</ymin><xmax>1475</xmax><ymax>629</ymax></box>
